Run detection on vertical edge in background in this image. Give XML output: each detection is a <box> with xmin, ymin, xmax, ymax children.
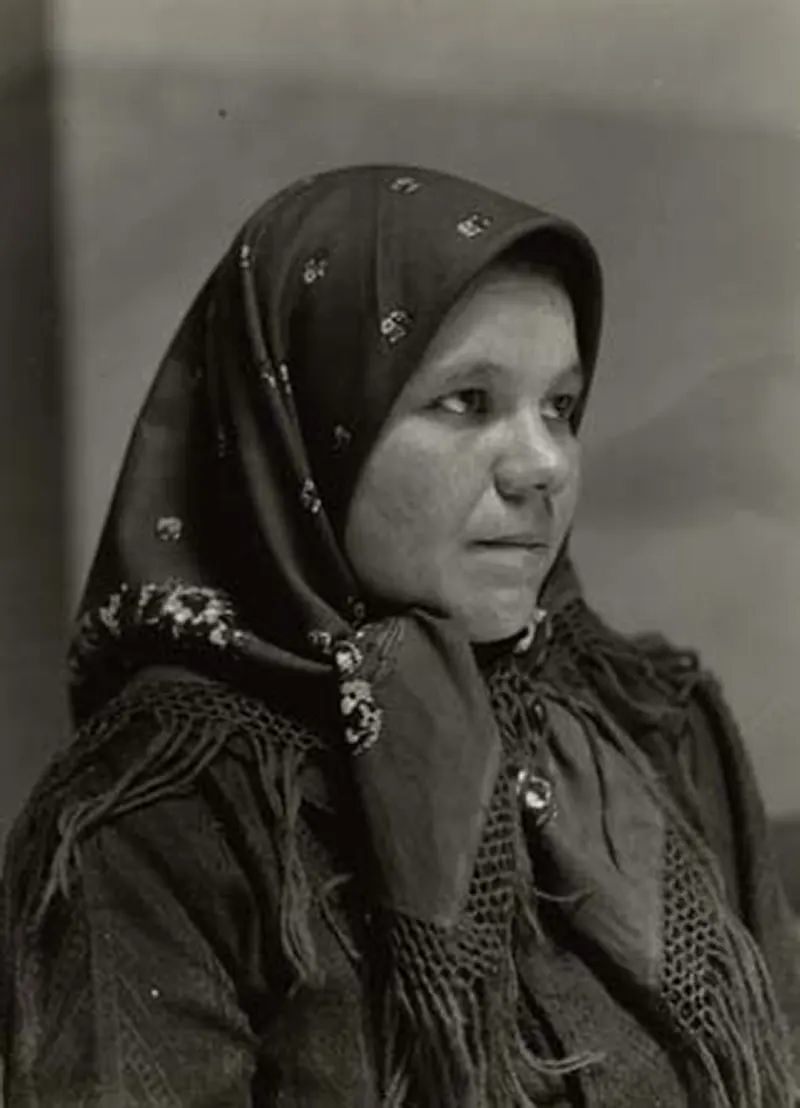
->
<box><xmin>0</xmin><ymin>0</ymin><xmax>68</xmax><ymax>852</ymax></box>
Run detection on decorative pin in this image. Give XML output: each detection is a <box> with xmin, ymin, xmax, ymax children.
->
<box><xmin>155</xmin><ymin>516</ymin><xmax>183</xmax><ymax>543</ymax></box>
<box><xmin>300</xmin><ymin>478</ymin><xmax>322</xmax><ymax>514</ymax></box>
<box><xmin>302</xmin><ymin>253</ymin><xmax>329</xmax><ymax>285</ymax></box>
<box><xmin>389</xmin><ymin>175</ymin><xmax>421</xmax><ymax>194</ymax></box>
<box><xmin>515</xmin><ymin>768</ymin><xmax>555</xmax><ymax>828</ymax></box>
<box><xmin>239</xmin><ymin>243</ymin><xmax>252</xmax><ymax>269</ymax></box>
<box><xmin>457</xmin><ymin>212</ymin><xmax>493</xmax><ymax>239</ymax></box>
<box><xmin>380</xmin><ymin>308</ymin><xmax>412</xmax><ymax>346</ymax></box>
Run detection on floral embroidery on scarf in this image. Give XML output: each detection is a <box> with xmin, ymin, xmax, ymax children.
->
<box><xmin>380</xmin><ymin>308</ymin><xmax>412</xmax><ymax>346</ymax></box>
<box><xmin>277</xmin><ymin>362</ymin><xmax>293</xmax><ymax>395</ymax></box>
<box><xmin>300</xmin><ymin>478</ymin><xmax>322</xmax><ymax>514</ymax></box>
<box><xmin>302</xmin><ymin>253</ymin><xmax>329</xmax><ymax>285</ymax></box>
<box><xmin>457</xmin><ymin>212</ymin><xmax>493</xmax><ymax>239</ymax></box>
<box><xmin>389</xmin><ymin>175</ymin><xmax>421</xmax><ymax>194</ymax></box>
<box><xmin>154</xmin><ymin>515</ymin><xmax>183</xmax><ymax>543</ymax></box>
<box><xmin>332</xmin><ymin>640</ymin><xmax>383</xmax><ymax>754</ymax></box>
<box><xmin>333</xmin><ymin>639</ymin><xmax>363</xmax><ymax>676</ymax></box>
<box><xmin>258</xmin><ymin>361</ymin><xmax>277</xmax><ymax>388</ymax></box>
<box><xmin>306</xmin><ymin>625</ymin><xmax>398</xmax><ymax>754</ymax></box>
<box><xmin>70</xmin><ymin>580</ymin><xmax>238</xmax><ymax>679</ymax></box>
<box><xmin>339</xmin><ymin>677</ymin><xmax>382</xmax><ymax>754</ymax></box>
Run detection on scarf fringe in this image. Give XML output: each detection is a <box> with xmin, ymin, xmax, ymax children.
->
<box><xmin>547</xmin><ymin>601</ymin><xmax>797</xmax><ymax>1107</ymax></box>
<box><xmin>379</xmin><ymin>941</ymin><xmax>600</xmax><ymax>1107</ymax></box>
<box><xmin>667</xmin><ymin>820</ymin><xmax>798</xmax><ymax>1108</ymax></box>
<box><xmin>34</xmin><ymin>683</ymin><xmax>321</xmax><ymax>994</ymax></box>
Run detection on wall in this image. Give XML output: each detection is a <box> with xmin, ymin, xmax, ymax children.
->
<box><xmin>43</xmin><ymin>1</ymin><xmax>800</xmax><ymax>833</ymax></box>
<box><xmin>0</xmin><ymin>0</ymin><xmax>66</xmax><ymax>844</ymax></box>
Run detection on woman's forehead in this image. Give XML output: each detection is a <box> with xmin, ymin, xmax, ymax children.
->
<box><xmin>411</xmin><ymin>267</ymin><xmax>580</xmax><ymax>383</ymax></box>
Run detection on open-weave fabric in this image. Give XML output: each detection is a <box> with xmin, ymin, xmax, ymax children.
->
<box><xmin>18</xmin><ymin>672</ymin><xmax>587</xmax><ymax>1108</ymax></box>
<box><xmin>14</xmin><ymin>614</ymin><xmax>797</xmax><ymax>1107</ymax></box>
<box><xmin>484</xmin><ymin>590</ymin><xmax>798</xmax><ymax>1108</ymax></box>
<box><xmin>377</xmin><ymin>738</ymin><xmax>594</xmax><ymax>1107</ymax></box>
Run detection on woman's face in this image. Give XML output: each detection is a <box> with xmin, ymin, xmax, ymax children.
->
<box><xmin>345</xmin><ymin>266</ymin><xmax>583</xmax><ymax>642</ymax></box>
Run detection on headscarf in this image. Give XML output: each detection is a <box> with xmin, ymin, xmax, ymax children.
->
<box><xmin>64</xmin><ymin>166</ymin><xmax>795</xmax><ymax>1106</ymax></box>
<box><xmin>70</xmin><ymin>165</ymin><xmax>601</xmax><ymax>927</ymax></box>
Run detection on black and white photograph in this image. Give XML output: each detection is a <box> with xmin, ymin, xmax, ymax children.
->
<box><xmin>2</xmin><ymin>2</ymin><xmax>799</xmax><ymax>1104</ymax></box>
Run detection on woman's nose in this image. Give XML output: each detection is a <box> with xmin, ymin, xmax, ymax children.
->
<box><xmin>493</xmin><ymin>408</ymin><xmax>571</xmax><ymax>500</ymax></box>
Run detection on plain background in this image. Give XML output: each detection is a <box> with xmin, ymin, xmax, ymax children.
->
<box><xmin>2</xmin><ymin>2</ymin><xmax>799</xmax><ymax>858</ymax></box>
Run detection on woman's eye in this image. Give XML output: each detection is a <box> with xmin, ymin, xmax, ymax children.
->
<box><xmin>543</xmin><ymin>392</ymin><xmax>579</xmax><ymax>422</ymax></box>
<box><xmin>434</xmin><ymin>389</ymin><xmax>490</xmax><ymax>417</ymax></box>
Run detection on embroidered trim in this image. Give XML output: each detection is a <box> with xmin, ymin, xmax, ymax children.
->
<box><xmin>338</xmin><ymin>675</ymin><xmax>382</xmax><ymax>755</ymax></box>
<box><xmin>154</xmin><ymin>516</ymin><xmax>183</xmax><ymax>543</ymax></box>
<box><xmin>300</xmin><ymin>478</ymin><xmax>323</xmax><ymax>514</ymax></box>
<box><xmin>389</xmin><ymin>175</ymin><xmax>421</xmax><ymax>194</ymax></box>
<box><xmin>457</xmin><ymin>212</ymin><xmax>493</xmax><ymax>239</ymax></box>
<box><xmin>70</xmin><ymin>581</ymin><xmax>238</xmax><ymax>680</ymax></box>
<box><xmin>380</xmin><ymin>309</ymin><xmax>412</xmax><ymax>346</ymax></box>
<box><xmin>302</xmin><ymin>253</ymin><xmax>329</xmax><ymax>285</ymax></box>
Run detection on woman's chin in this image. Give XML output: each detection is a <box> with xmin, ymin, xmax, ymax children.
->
<box><xmin>457</xmin><ymin>596</ymin><xmax>536</xmax><ymax>644</ymax></box>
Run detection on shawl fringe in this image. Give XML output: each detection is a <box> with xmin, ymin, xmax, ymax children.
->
<box><xmin>33</xmin><ymin>679</ymin><xmax>322</xmax><ymax>991</ymax></box>
<box><xmin>547</xmin><ymin>598</ymin><xmax>798</xmax><ymax>1107</ymax></box>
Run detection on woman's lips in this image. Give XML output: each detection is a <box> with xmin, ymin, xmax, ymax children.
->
<box><xmin>468</xmin><ymin>538</ymin><xmax>550</xmax><ymax>572</ymax></box>
<box><xmin>471</xmin><ymin>535</ymin><xmax>550</xmax><ymax>550</ymax></box>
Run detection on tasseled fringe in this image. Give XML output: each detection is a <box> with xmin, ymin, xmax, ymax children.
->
<box><xmin>37</xmin><ymin>711</ymin><xmax>230</xmax><ymax>926</ymax></box>
<box><xmin>379</xmin><ymin>943</ymin><xmax>601</xmax><ymax>1107</ymax></box>
<box><xmin>545</xmin><ymin>599</ymin><xmax>797</xmax><ymax>1105</ymax></box>
<box><xmin>550</xmin><ymin>601</ymin><xmax>697</xmax><ymax>743</ymax></box>
<box><xmin>665</xmin><ymin>822</ymin><xmax>798</xmax><ymax>1108</ymax></box>
<box><xmin>249</xmin><ymin>733</ymin><xmax>320</xmax><ymax>987</ymax></box>
<box><xmin>554</xmin><ymin>695</ymin><xmax>798</xmax><ymax>1106</ymax></box>
<box><xmin>34</xmin><ymin>688</ymin><xmax>321</xmax><ymax>998</ymax></box>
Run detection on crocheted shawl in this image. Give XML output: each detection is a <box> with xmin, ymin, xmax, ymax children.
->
<box><xmin>54</xmin><ymin>166</ymin><xmax>794</xmax><ymax>1106</ymax></box>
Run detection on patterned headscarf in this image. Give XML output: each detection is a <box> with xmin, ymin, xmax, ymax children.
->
<box><xmin>70</xmin><ymin>164</ymin><xmax>601</xmax><ymax>927</ymax></box>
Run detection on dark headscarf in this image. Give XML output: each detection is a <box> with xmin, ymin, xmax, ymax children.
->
<box><xmin>71</xmin><ymin>165</ymin><xmax>601</xmax><ymax>927</ymax></box>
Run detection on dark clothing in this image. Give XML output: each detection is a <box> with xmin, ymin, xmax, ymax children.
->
<box><xmin>4</xmin><ymin>659</ymin><xmax>798</xmax><ymax>1106</ymax></box>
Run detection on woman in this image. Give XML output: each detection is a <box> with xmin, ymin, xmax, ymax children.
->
<box><xmin>3</xmin><ymin>165</ymin><xmax>798</xmax><ymax>1107</ymax></box>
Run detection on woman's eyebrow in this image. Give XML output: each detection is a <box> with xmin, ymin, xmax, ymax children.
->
<box><xmin>432</xmin><ymin>359</ymin><xmax>584</xmax><ymax>390</ymax></box>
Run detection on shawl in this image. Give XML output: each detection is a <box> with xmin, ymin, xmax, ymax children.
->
<box><xmin>39</xmin><ymin>166</ymin><xmax>795</xmax><ymax>1106</ymax></box>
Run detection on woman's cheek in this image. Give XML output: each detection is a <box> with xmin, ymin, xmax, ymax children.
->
<box><xmin>553</xmin><ymin>440</ymin><xmax>581</xmax><ymax>538</ymax></box>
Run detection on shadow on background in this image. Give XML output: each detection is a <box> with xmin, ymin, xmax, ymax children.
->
<box><xmin>0</xmin><ymin>2</ymin><xmax>67</xmax><ymax>850</ymax></box>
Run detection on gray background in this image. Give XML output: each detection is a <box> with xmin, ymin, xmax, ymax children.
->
<box><xmin>2</xmin><ymin>3</ymin><xmax>799</xmax><ymax>867</ymax></box>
